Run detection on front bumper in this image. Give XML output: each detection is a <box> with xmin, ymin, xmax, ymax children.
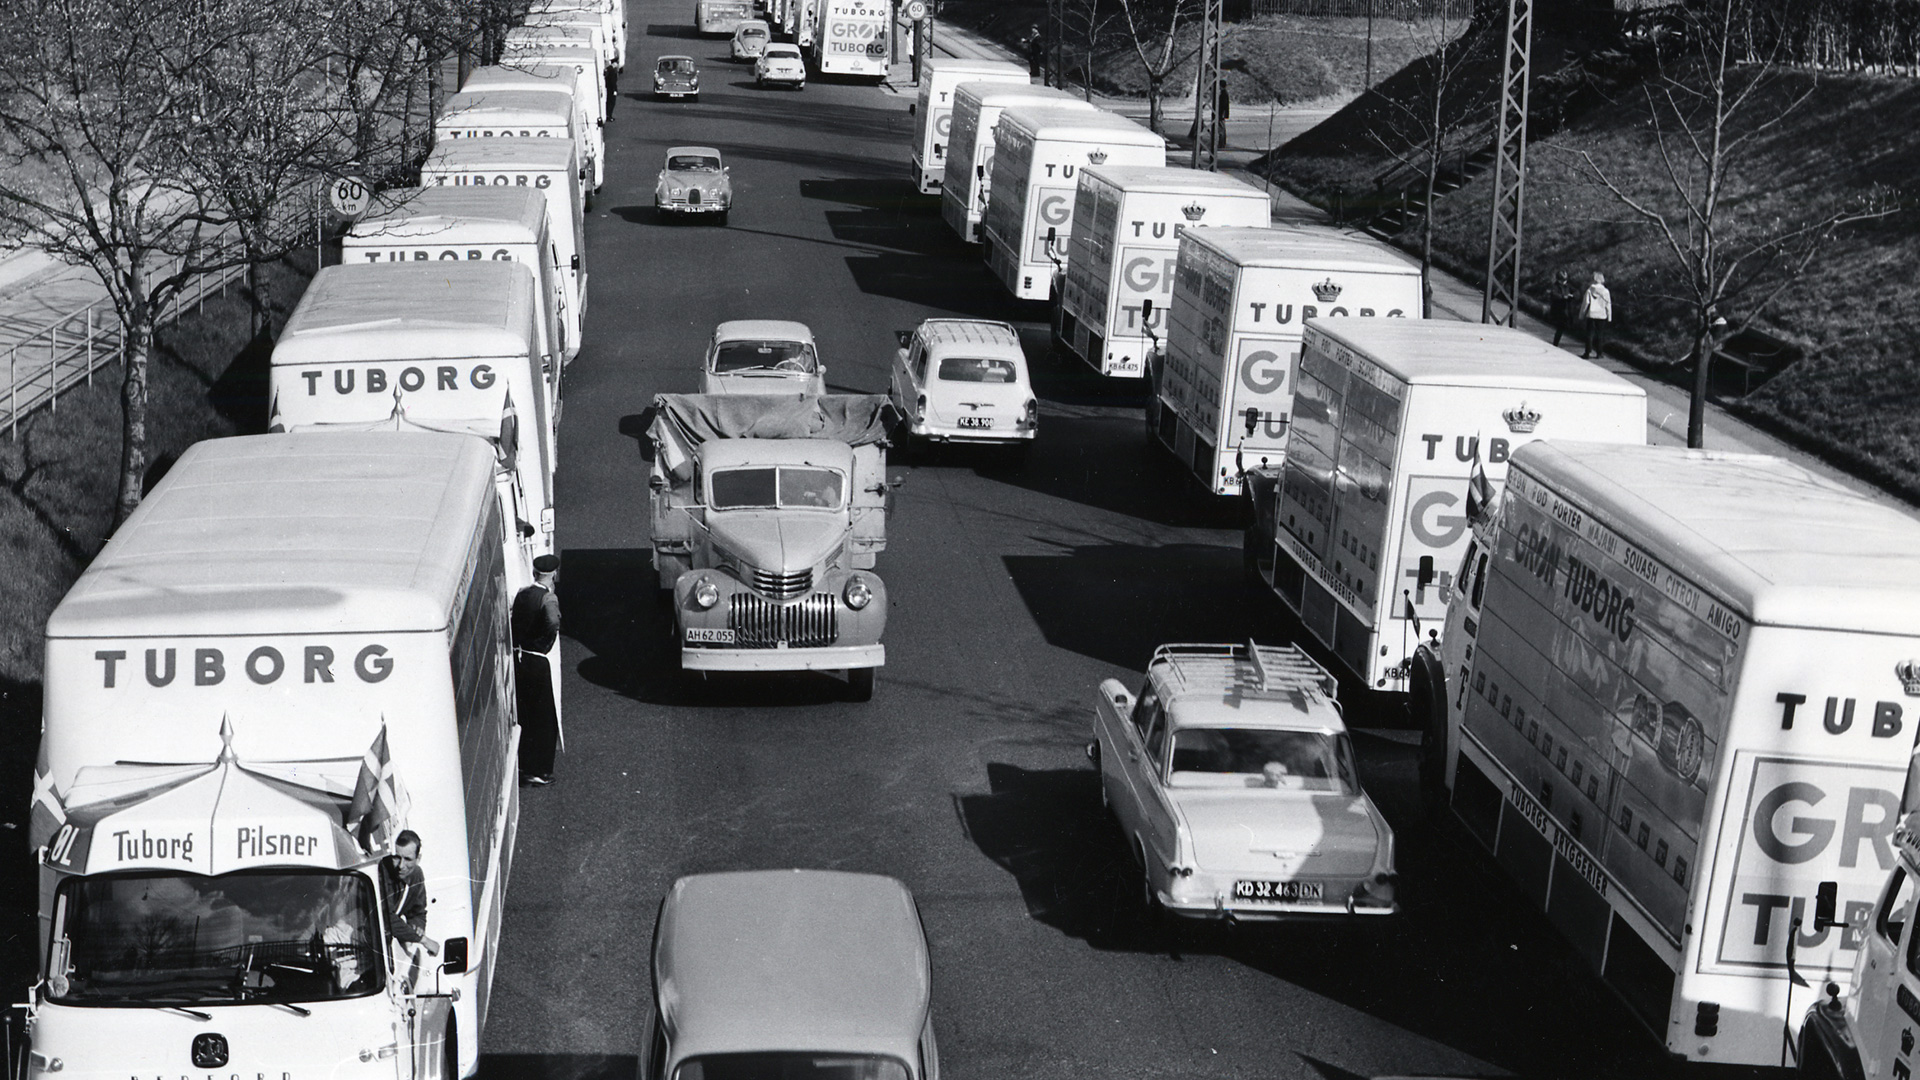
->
<box><xmin>655</xmin><ymin>86</ymin><xmax>698</xmax><ymax>98</ymax></box>
<box><xmin>674</xmin><ymin>568</ymin><xmax>887</xmax><ymax>672</ymax></box>
<box><xmin>683</xmin><ymin>643</ymin><xmax>884</xmax><ymax>671</ymax></box>
<box><xmin>657</xmin><ymin>195</ymin><xmax>729</xmax><ymax>214</ymax></box>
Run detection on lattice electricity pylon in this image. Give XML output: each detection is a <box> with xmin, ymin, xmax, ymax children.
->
<box><xmin>1189</xmin><ymin>0</ymin><xmax>1225</xmax><ymax>171</ymax></box>
<box><xmin>1480</xmin><ymin>0</ymin><xmax>1534</xmax><ymax>326</ymax></box>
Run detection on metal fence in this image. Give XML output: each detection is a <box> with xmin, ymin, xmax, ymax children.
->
<box><xmin>1247</xmin><ymin>0</ymin><xmax>1478</xmax><ymax>17</ymax></box>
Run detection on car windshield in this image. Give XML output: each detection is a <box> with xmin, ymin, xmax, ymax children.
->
<box><xmin>49</xmin><ymin>870</ymin><xmax>385</xmax><ymax>1007</ymax></box>
<box><xmin>937</xmin><ymin>356</ymin><xmax>1018</xmax><ymax>383</ymax></box>
<box><xmin>1168</xmin><ymin>728</ymin><xmax>1357</xmax><ymax>794</ymax></box>
<box><xmin>660</xmin><ymin>59</ymin><xmax>696</xmax><ymax>74</ymax></box>
<box><xmin>713</xmin><ymin>339</ymin><xmax>816</xmax><ymax>373</ymax></box>
<box><xmin>675</xmin><ymin>1054</ymin><xmax>909</xmax><ymax>1080</ymax></box>
<box><xmin>669</xmin><ymin>155</ymin><xmax>722</xmax><ymax>171</ymax></box>
<box><xmin>710</xmin><ymin>466</ymin><xmax>843</xmax><ymax>510</ymax></box>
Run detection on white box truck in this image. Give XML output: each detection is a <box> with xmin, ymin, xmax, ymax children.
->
<box><xmin>1244</xmin><ymin>319</ymin><xmax>1646</xmax><ymax>690</ymax></box>
<box><xmin>421</xmin><ymin>138</ymin><xmax>587</xmax><ymax>336</ymax></box>
<box><xmin>268</xmin><ymin>262</ymin><xmax>558</xmax><ymax>594</ymax></box>
<box><xmin>1151</xmin><ymin>226</ymin><xmax>1424</xmax><ymax>494</ymax></box>
<box><xmin>531</xmin><ymin>0</ymin><xmax>626</xmax><ymax>69</ymax></box>
<box><xmin>434</xmin><ymin>89</ymin><xmax>585</xmax><ymax>208</ymax></box>
<box><xmin>941</xmin><ymin>82</ymin><xmax>1093</xmax><ymax>244</ymax></box>
<box><xmin>980</xmin><ymin>107</ymin><xmax>1165</xmax><ymax>301</ymax></box>
<box><xmin>462</xmin><ymin>63</ymin><xmax>604</xmax><ymax>193</ymax></box>
<box><xmin>1404</xmin><ymin>442</ymin><xmax>1920</xmax><ymax>1068</ymax></box>
<box><xmin>910</xmin><ymin>58</ymin><xmax>1028</xmax><ymax>195</ymax></box>
<box><xmin>28</xmin><ymin>432</ymin><xmax>524</xmax><ymax>1080</ymax></box>
<box><xmin>345</xmin><ymin>185</ymin><xmax>573</xmax><ymax>365</ymax></box>
<box><xmin>1056</xmin><ymin>166</ymin><xmax>1271</xmax><ymax>379</ymax></box>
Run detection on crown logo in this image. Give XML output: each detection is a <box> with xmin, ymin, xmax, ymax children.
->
<box><xmin>1503</xmin><ymin>402</ymin><xmax>1542</xmax><ymax>433</ymax></box>
<box><xmin>1899</xmin><ymin>660</ymin><xmax>1920</xmax><ymax>697</ymax></box>
<box><xmin>1086</xmin><ymin>149</ymin><xmax>1107</xmax><ymax>165</ymax></box>
<box><xmin>1311</xmin><ymin>278</ymin><xmax>1341</xmax><ymax>303</ymax></box>
<box><xmin>1181</xmin><ymin>201</ymin><xmax>1206</xmax><ymax>222</ymax></box>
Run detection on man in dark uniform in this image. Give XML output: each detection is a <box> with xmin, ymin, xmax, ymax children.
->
<box><xmin>513</xmin><ymin>554</ymin><xmax>563</xmax><ymax>785</ymax></box>
<box><xmin>381</xmin><ymin>830</ymin><xmax>439</xmax><ymax>984</ymax></box>
<box><xmin>605</xmin><ymin>64</ymin><xmax>619</xmax><ymax>119</ymax></box>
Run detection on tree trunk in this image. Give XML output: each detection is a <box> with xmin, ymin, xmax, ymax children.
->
<box><xmin>1421</xmin><ymin>162</ymin><xmax>1438</xmax><ymax>319</ymax></box>
<box><xmin>116</xmin><ymin>317</ymin><xmax>153</xmax><ymax>527</ymax></box>
<box><xmin>1147</xmin><ymin>75</ymin><xmax>1164</xmax><ymax>133</ymax></box>
<box><xmin>1688</xmin><ymin>318</ymin><xmax>1713</xmax><ymax>449</ymax></box>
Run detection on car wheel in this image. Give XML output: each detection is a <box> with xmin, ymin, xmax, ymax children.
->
<box><xmin>846</xmin><ymin>666</ymin><xmax>875</xmax><ymax>702</ymax></box>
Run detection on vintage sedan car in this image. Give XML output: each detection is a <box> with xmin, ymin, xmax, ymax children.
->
<box><xmin>730</xmin><ymin>19</ymin><xmax>772</xmax><ymax>61</ymax></box>
<box><xmin>755</xmin><ymin>43</ymin><xmax>806</xmax><ymax>89</ymax></box>
<box><xmin>702</xmin><ymin>320</ymin><xmax>826</xmax><ymax>395</ymax></box>
<box><xmin>1089</xmin><ymin>641</ymin><xmax>1398</xmax><ymax>920</ymax></box>
<box><xmin>653</xmin><ymin>54</ymin><xmax>700</xmax><ymax>99</ymax></box>
<box><xmin>890</xmin><ymin>318</ymin><xmax>1036</xmax><ymax>455</ymax></box>
<box><xmin>655</xmin><ymin>146</ymin><xmax>732</xmax><ymax>223</ymax></box>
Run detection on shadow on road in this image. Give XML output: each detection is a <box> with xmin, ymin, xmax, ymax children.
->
<box><xmin>476</xmin><ymin>1053</ymin><xmax>639</xmax><ymax>1080</ymax></box>
<box><xmin>643</xmin><ymin>23</ymin><xmax>708</xmax><ymax>39</ymax></box>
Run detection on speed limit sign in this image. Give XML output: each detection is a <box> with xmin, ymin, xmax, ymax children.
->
<box><xmin>901</xmin><ymin>0</ymin><xmax>926</xmax><ymax>20</ymax></box>
<box><xmin>328</xmin><ymin>175</ymin><xmax>372</xmax><ymax>218</ymax></box>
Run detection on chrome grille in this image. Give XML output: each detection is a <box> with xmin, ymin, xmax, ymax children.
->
<box><xmin>688</xmin><ymin>187</ymin><xmax>702</xmax><ymax>205</ymax></box>
<box><xmin>727</xmin><ymin>593</ymin><xmax>838</xmax><ymax>648</ymax></box>
<box><xmin>752</xmin><ymin>567</ymin><xmax>812</xmax><ymax>599</ymax></box>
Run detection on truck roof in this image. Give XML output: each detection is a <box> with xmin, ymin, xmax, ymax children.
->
<box><xmin>997</xmin><ymin>105</ymin><xmax>1164</xmax><ymax>146</ymax></box>
<box><xmin>438</xmin><ymin>88</ymin><xmax>573</xmax><ymax>124</ymax></box>
<box><xmin>1305</xmin><ymin>318</ymin><xmax>1644</xmax><ymax>395</ymax></box>
<box><xmin>423</xmin><ymin>136</ymin><xmax>576</xmax><ymax>171</ymax></box>
<box><xmin>1512</xmin><ymin>441</ymin><xmax>1920</xmax><ymax>635</ymax></box>
<box><xmin>351</xmin><ymin>185</ymin><xmax>549</xmax><ymax>241</ymax></box>
<box><xmin>1184</xmin><ymin>225</ymin><xmax>1417</xmax><ymax>273</ymax></box>
<box><xmin>651</xmin><ymin>393</ymin><xmax>895</xmax><ymax>450</ymax></box>
<box><xmin>273</xmin><ymin>262</ymin><xmax>537</xmax><ymax>365</ymax></box>
<box><xmin>928</xmin><ymin>58</ymin><xmax>1028</xmax><ymax>78</ymax></box>
<box><xmin>46</xmin><ymin>432</ymin><xmax>496</xmax><ymax>639</ymax></box>
<box><xmin>1080</xmin><ymin>165</ymin><xmax>1268</xmax><ymax>199</ymax></box>
<box><xmin>914</xmin><ymin>318</ymin><xmax>1022</xmax><ymax>358</ymax></box>
<box><xmin>656</xmin><ymin>870</ymin><xmax>929</xmax><ymax>1064</ymax></box>
<box><xmin>953</xmin><ymin>82</ymin><xmax>1093</xmax><ymax>109</ymax></box>
<box><xmin>461</xmin><ymin>64</ymin><xmax>578</xmax><ymax>94</ymax></box>
<box><xmin>1148</xmin><ymin>642</ymin><xmax>1345</xmax><ymax>730</ymax></box>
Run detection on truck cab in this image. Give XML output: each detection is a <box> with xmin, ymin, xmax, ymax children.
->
<box><xmin>1801</xmin><ymin>813</ymin><xmax>1920</xmax><ymax>1079</ymax></box>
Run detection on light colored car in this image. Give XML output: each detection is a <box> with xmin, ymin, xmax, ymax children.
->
<box><xmin>648</xmin><ymin>869</ymin><xmax>938</xmax><ymax>1080</ymax></box>
<box><xmin>656</xmin><ymin>146</ymin><xmax>732</xmax><ymax>223</ymax></box>
<box><xmin>755</xmin><ymin>43</ymin><xmax>806</xmax><ymax>89</ymax></box>
<box><xmin>653</xmin><ymin>54</ymin><xmax>699</xmax><ymax>99</ymax></box>
<box><xmin>890</xmin><ymin>318</ymin><xmax>1036</xmax><ymax>452</ymax></box>
<box><xmin>702</xmin><ymin>320</ymin><xmax>826</xmax><ymax>395</ymax></box>
<box><xmin>1089</xmin><ymin>641</ymin><xmax>1398</xmax><ymax>921</ymax></box>
<box><xmin>730</xmin><ymin>20</ymin><xmax>772</xmax><ymax>61</ymax></box>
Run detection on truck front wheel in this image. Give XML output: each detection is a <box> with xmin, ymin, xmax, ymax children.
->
<box><xmin>846</xmin><ymin>667</ymin><xmax>875</xmax><ymax>702</ymax></box>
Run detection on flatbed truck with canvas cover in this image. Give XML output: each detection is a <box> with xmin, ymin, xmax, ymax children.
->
<box><xmin>942</xmin><ymin>84</ymin><xmax>1092</xmax><ymax>245</ymax></box>
<box><xmin>980</xmin><ymin>107</ymin><xmax>1164</xmax><ymax>301</ymax></box>
<box><xmin>27</xmin><ymin>432</ymin><xmax>523</xmax><ymax>1080</ymax></box>
<box><xmin>910</xmin><ymin>58</ymin><xmax>1028</xmax><ymax>195</ymax></box>
<box><xmin>1151</xmin><ymin>226</ymin><xmax>1423</xmax><ymax>494</ymax></box>
<box><xmin>647</xmin><ymin>394</ymin><xmax>895</xmax><ymax>700</ymax></box>
<box><xmin>1406</xmin><ymin>442</ymin><xmax>1920</xmax><ymax>1067</ymax></box>
<box><xmin>1055</xmin><ymin>167</ymin><xmax>1271</xmax><ymax>380</ymax></box>
<box><xmin>1243</xmin><ymin>319</ymin><xmax>1645</xmax><ymax>692</ymax></box>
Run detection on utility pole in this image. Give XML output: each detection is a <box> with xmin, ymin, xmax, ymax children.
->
<box><xmin>1480</xmin><ymin>0</ymin><xmax>1533</xmax><ymax>326</ymax></box>
<box><xmin>1188</xmin><ymin>0</ymin><xmax>1223</xmax><ymax>170</ymax></box>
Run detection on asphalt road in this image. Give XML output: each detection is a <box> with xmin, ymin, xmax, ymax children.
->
<box><xmin>477</xmin><ymin>8</ymin><xmax>1772</xmax><ymax>1080</ymax></box>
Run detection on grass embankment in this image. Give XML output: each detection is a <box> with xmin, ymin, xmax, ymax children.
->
<box><xmin>1270</xmin><ymin>43</ymin><xmax>1920</xmax><ymax>499</ymax></box>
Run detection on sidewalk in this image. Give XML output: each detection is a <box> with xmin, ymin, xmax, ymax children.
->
<box><xmin>894</xmin><ymin>19</ymin><xmax>1914</xmax><ymax>514</ymax></box>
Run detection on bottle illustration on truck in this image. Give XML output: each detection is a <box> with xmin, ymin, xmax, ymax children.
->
<box><xmin>647</xmin><ymin>394</ymin><xmax>897</xmax><ymax>700</ymax></box>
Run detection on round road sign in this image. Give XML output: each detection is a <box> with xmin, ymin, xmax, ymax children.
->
<box><xmin>328</xmin><ymin>175</ymin><xmax>372</xmax><ymax>218</ymax></box>
<box><xmin>902</xmin><ymin>0</ymin><xmax>926</xmax><ymax>20</ymax></box>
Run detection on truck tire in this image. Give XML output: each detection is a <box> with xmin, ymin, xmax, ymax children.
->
<box><xmin>443</xmin><ymin>1018</ymin><xmax>459</xmax><ymax>1080</ymax></box>
<box><xmin>846</xmin><ymin>666</ymin><xmax>875</xmax><ymax>702</ymax></box>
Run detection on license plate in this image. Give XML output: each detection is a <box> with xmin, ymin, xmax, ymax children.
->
<box><xmin>1232</xmin><ymin>879</ymin><xmax>1324</xmax><ymax>903</ymax></box>
<box><xmin>685</xmin><ymin>628</ymin><xmax>736</xmax><ymax>644</ymax></box>
<box><xmin>957</xmin><ymin>415</ymin><xmax>994</xmax><ymax>429</ymax></box>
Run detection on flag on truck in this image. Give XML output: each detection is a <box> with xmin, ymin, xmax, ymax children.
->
<box><xmin>346</xmin><ymin>724</ymin><xmax>409</xmax><ymax>850</ymax></box>
<box><xmin>1465</xmin><ymin>441</ymin><xmax>1496</xmax><ymax>526</ymax></box>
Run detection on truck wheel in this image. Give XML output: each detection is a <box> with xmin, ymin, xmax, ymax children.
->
<box><xmin>443</xmin><ymin>1018</ymin><xmax>459</xmax><ymax>1080</ymax></box>
<box><xmin>846</xmin><ymin>666</ymin><xmax>875</xmax><ymax>702</ymax></box>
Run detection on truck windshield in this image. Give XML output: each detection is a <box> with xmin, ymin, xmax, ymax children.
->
<box><xmin>49</xmin><ymin>869</ymin><xmax>385</xmax><ymax>1006</ymax></box>
<box><xmin>710</xmin><ymin>466</ymin><xmax>843</xmax><ymax>510</ymax></box>
<box><xmin>712</xmin><ymin>340</ymin><xmax>815</xmax><ymax>372</ymax></box>
<box><xmin>1168</xmin><ymin>728</ymin><xmax>1357</xmax><ymax>794</ymax></box>
<box><xmin>674</xmin><ymin>1053</ymin><xmax>910</xmax><ymax>1080</ymax></box>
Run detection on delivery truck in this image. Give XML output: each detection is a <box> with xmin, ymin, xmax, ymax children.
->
<box><xmin>909</xmin><ymin>58</ymin><xmax>1028</xmax><ymax>195</ymax></box>
<box><xmin>811</xmin><ymin>0</ymin><xmax>889</xmax><ymax>78</ymax></box>
<box><xmin>531</xmin><ymin>0</ymin><xmax>626</xmax><ymax>70</ymax></box>
<box><xmin>268</xmin><ymin>261</ymin><xmax>558</xmax><ymax>597</ymax></box>
<box><xmin>1402</xmin><ymin>442</ymin><xmax>1920</xmax><ymax>1068</ymax></box>
<box><xmin>461</xmin><ymin>63</ymin><xmax>604</xmax><ymax>193</ymax></box>
<box><xmin>647</xmin><ymin>394</ymin><xmax>895</xmax><ymax>700</ymax></box>
<box><xmin>433</xmin><ymin>89</ymin><xmax>585</xmax><ymax>207</ymax></box>
<box><xmin>1056</xmin><ymin>167</ymin><xmax>1271</xmax><ymax>380</ymax></box>
<box><xmin>498</xmin><ymin>42</ymin><xmax>608</xmax><ymax>149</ymax></box>
<box><xmin>421</xmin><ymin>138</ymin><xmax>587</xmax><ymax>341</ymax></box>
<box><xmin>941</xmin><ymin>82</ymin><xmax>1094</xmax><ymax>243</ymax></box>
<box><xmin>1150</xmin><ymin>226</ymin><xmax>1424</xmax><ymax>494</ymax></box>
<box><xmin>345</xmin><ymin>185</ymin><xmax>573</xmax><ymax>366</ymax></box>
<box><xmin>27</xmin><ymin>432</ymin><xmax>525</xmax><ymax>1080</ymax></box>
<box><xmin>1243</xmin><ymin>319</ymin><xmax>1646</xmax><ymax>691</ymax></box>
<box><xmin>980</xmin><ymin>106</ymin><xmax>1165</xmax><ymax>301</ymax></box>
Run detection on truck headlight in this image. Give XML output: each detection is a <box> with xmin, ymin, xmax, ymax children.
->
<box><xmin>691</xmin><ymin>576</ymin><xmax>721</xmax><ymax>609</ymax></box>
<box><xmin>843</xmin><ymin>576</ymin><xmax>873</xmax><ymax>610</ymax></box>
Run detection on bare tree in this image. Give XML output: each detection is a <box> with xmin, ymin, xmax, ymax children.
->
<box><xmin>1114</xmin><ymin>0</ymin><xmax>1204</xmax><ymax>135</ymax></box>
<box><xmin>1565</xmin><ymin>0</ymin><xmax>1896</xmax><ymax>447</ymax></box>
<box><xmin>1061</xmin><ymin>0</ymin><xmax>1122</xmax><ymax>104</ymax></box>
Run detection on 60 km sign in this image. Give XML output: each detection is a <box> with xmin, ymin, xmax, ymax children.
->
<box><xmin>328</xmin><ymin>176</ymin><xmax>372</xmax><ymax>218</ymax></box>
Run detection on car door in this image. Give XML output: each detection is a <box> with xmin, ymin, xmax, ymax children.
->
<box><xmin>1134</xmin><ymin>708</ymin><xmax>1180</xmax><ymax>881</ymax></box>
<box><xmin>891</xmin><ymin>336</ymin><xmax>925</xmax><ymax>419</ymax></box>
<box><xmin>1110</xmin><ymin>684</ymin><xmax>1162</xmax><ymax>847</ymax></box>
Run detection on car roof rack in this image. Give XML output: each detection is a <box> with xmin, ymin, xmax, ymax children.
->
<box><xmin>1149</xmin><ymin>641</ymin><xmax>1338</xmax><ymax>702</ymax></box>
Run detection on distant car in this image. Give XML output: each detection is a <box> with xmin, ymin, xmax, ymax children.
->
<box><xmin>655</xmin><ymin>146</ymin><xmax>732</xmax><ymax>223</ymax></box>
<box><xmin>702</xmin><ymin>320</ymin><xmax>825</xmax><ymax>395</ymax></box>
<box><xmin>730</xmin><ymin>20</ymin><xmax>771</xmax><ymax>61</ymax></box>
<box><xmin>1089</xmin><ymin>641</ymin><xmax>1398</xmax><ymax>921</ymax></box>
<box><xmin>755</xmin><ymin>43</ymin><xmax>806</xmax><ymax>89</ymax></box>
<box><xmin>890</xmin><ymin>318</ymin><xmax>1036</xmax><ymax>454</ymax></box>
<box><xmin>653</xmin><ymin>55</ymin><xmax>699</xmax><ymax>99</ymax></box>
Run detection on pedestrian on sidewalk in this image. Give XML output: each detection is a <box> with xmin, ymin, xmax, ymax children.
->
<box><xmin>513</xmin><ymin>553</ymin><xmax>563</xmax><ymax>785</ymax></box>
<box><xmin>1550</xmin><ymin>270</ymin><xmax>1577</xmax><ymax>347</ymax></box>
<box><xmin>1024</xmin><ymin>24</ymin><xmax>1042</xmax><ymax>79</ymax></box>
<box><xmin>1580</xmin><ymin>271</ymin><xmax>1612</xmax><ymax>359</ymax></box>
<box><xmin>1214</xmin><ymin>81</ymin><xmax>1231</xmax><ymax>153</ymax></box>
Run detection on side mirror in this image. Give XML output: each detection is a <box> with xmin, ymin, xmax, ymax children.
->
<box><xmin>1813</xmin><ymin>880</ymin><xmax>1841</xmax><ymax>930</ymax></box>
<box><xmin>1141</xmin><ymin>298</ymin><xmax>1153</xmax><ymax>320</ymax></box>
<box><xmin>441</xmin><ymin>937</ymin><xmax>470</xmax><ymax>974</ymax></box>
<box><xmin>894</xmin><ymin>329</ymin><xmax>912</xmax><ymax>348</ymax></box>
<box><xmin>1243</xmin><ymin>406</ymin><xmax>1259</xmax><ymax>437</ymax></box>
<box><xmin>571</xmin><ymin>253</ymin><xmax>581</xmax><ymax>271</ymax></box>
<box><xmin>977</xmin><ymin>164</ymin><xmax>985</xmax><ymax>179</ymax></box>
<box><xmin>1418</xmin><ymin>555</ymin><xmax>1436</xmax><ymax>588</ymax></box>
<box><xmin>907</xmin><ymin>103</ymin><xmax>916</xmax><ymax>115</ymax></box>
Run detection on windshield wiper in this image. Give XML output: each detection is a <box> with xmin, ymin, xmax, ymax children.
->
<box><xmin>160</xmin><ymin>1005</ymin><xmax>213</xmax><ymax>1021</ymax></box>
<box><xmin>264</xmin><ymin>1000</ymin><xmax>312</xmax><ymax>1017</ymax></box>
